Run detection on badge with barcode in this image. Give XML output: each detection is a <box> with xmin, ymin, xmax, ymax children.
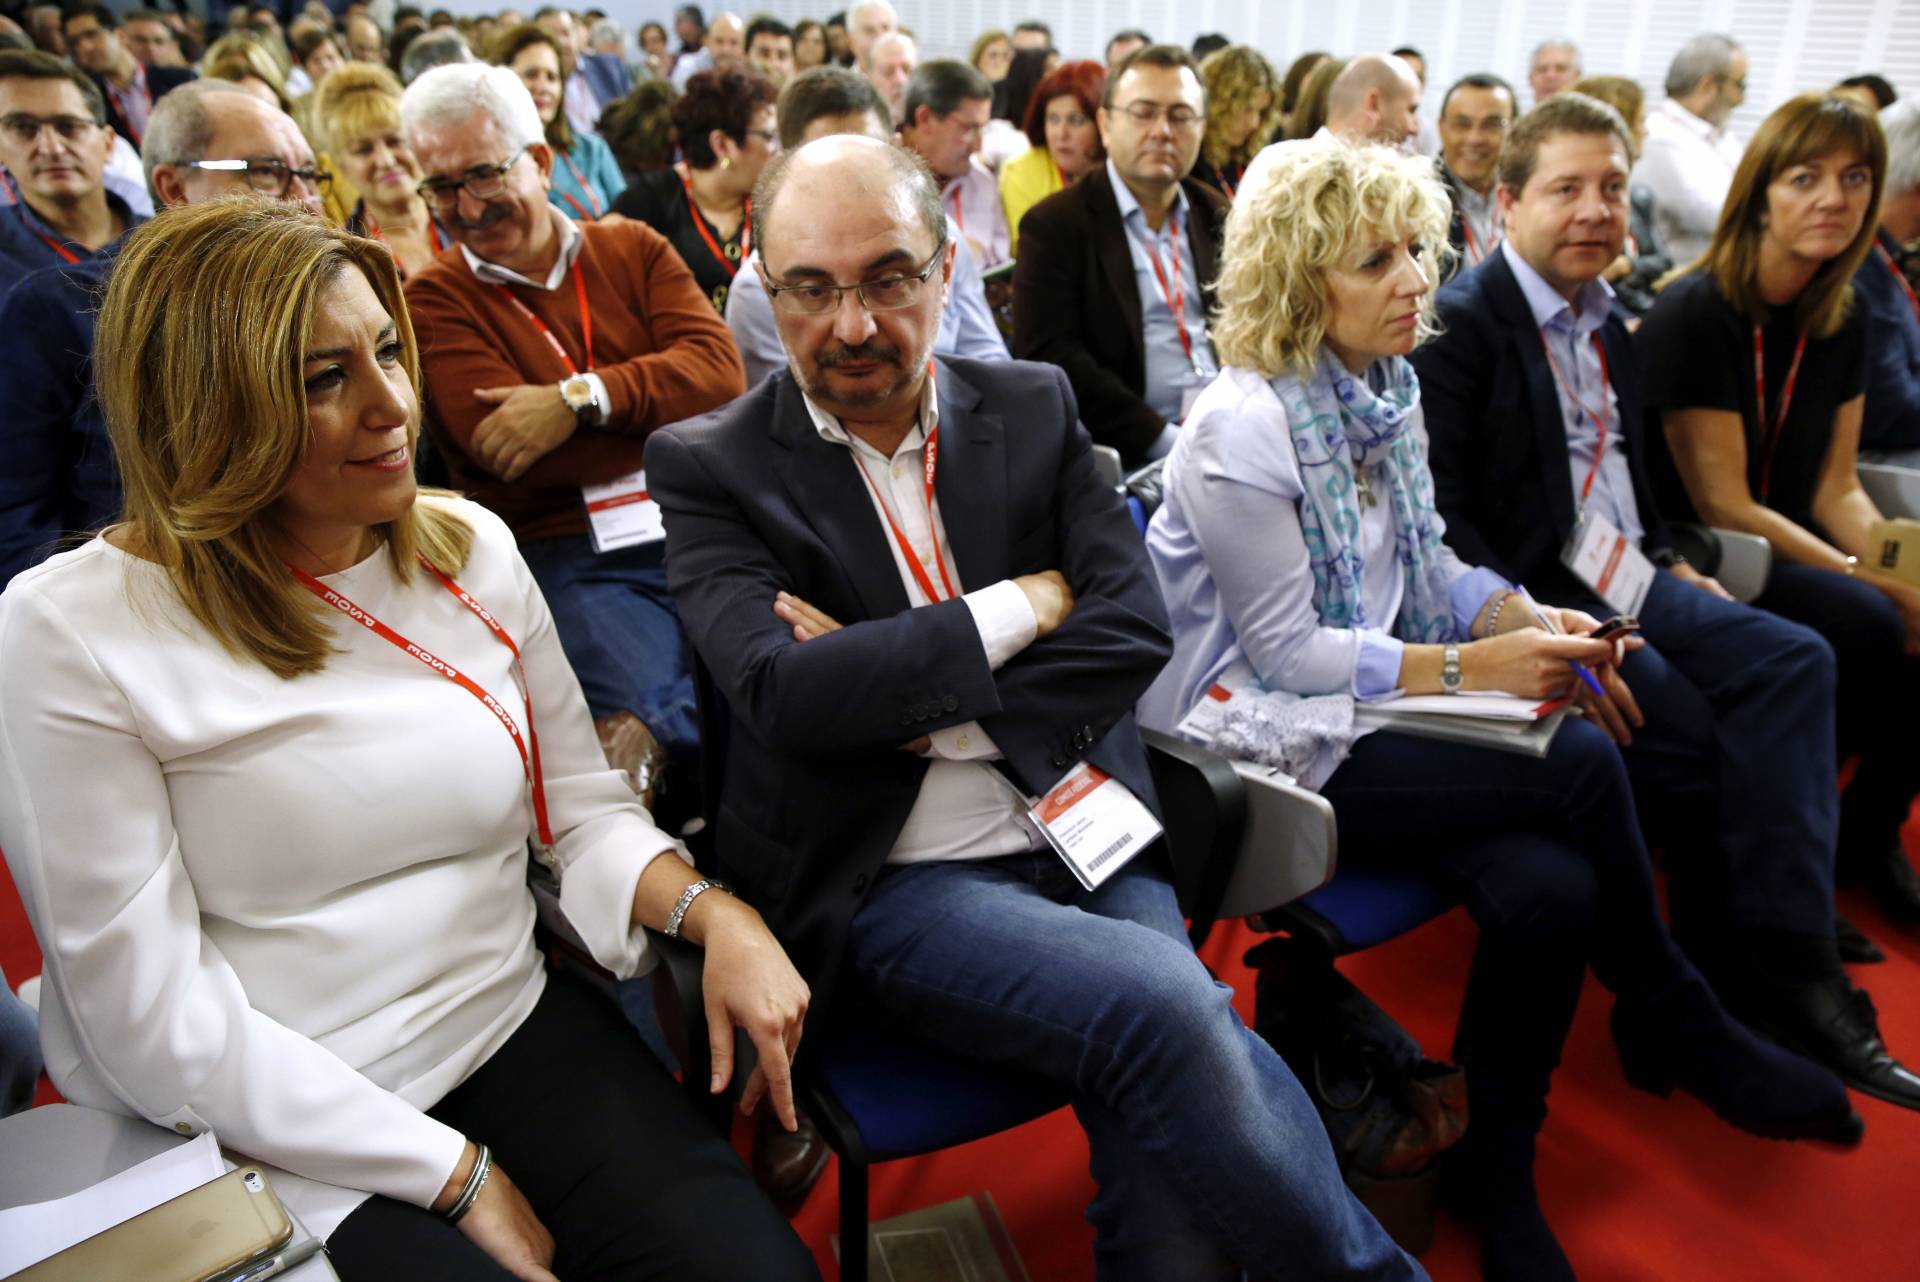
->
<box><xmin>1027</xmin><ymin>762</ymin><xmax>1161</xmax><ymax>891</ymax></box>
<box><xmin>582</xmin><ymin>470</ymin><xmax>665</xmax><ymax>553</ymax></box>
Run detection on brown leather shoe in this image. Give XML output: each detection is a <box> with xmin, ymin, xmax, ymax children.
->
<box><xmin>752</xmin><ymin>1107</ymin><xmax>830</xmax><ymax>1205</ymax></box>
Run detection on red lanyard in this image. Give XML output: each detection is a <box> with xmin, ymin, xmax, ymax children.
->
<box><xmin>682</xmin><ymin>176</ymin><xmax>748</xmax><ymax>276</ymax></box>
<box><xmin>108</xmin><ymin>70</ymin><xmax>152</xmax><ymax>146</ymax></box>
<box><xmin>849</xmin><ymin>362</ymin><xmax>959</xmax><ymax>605</ymax></box>
<box><xmin>1538</xmin><ymin>329</ymin><xmax>1612</xmax><ymax>503</ymax></box>
<box><xmin>1879</xmin><ymin>244</ymin><xmax>1920</xmax><ymax>325</ymax></box>
<box><xmin>946</xmin><ymin>183</ymin><xmax>966</xmax><ymax>235</ymax></box>
<box><xmin>1217</xmin><ymin>162</ymin><xmax>1243</xmax><ymax>202</ymax></box>
<box><xmin>1461</xmin><ymin>203</ymin><xmax>1503</xmax><ymax>265</ymax></box>
<box><xmin>291</xmin><ymin>557</ymin><xmax>554</xmax><ymax>847</ymax></box>
<box><xmin>1133</xmin><ymin>207</ymin><xmax>1197</xmax><ymax>368</ymax></box>
<box><xmin>3</xmin><ymin>170</ymin><xmax>84</xmax><ymax>263</ymax></box>
<box><xmin>493</xmin><ymin>261</ymin><xmax>593</xmax><ymax>375</ymax></box>
<box><xmin>365</xmin><ymin>209</ymin><xmax>448</xmax><ymax>278</ymax></box>
<box><xmin>556</xmin><ymin>152</ymin><xmax>602</xmax><ymax>220</ymax></box>
<box><xmin>1753</xmin><ymin>325</ymin><xmax>1809</xmax><ymax>504</ymax></box>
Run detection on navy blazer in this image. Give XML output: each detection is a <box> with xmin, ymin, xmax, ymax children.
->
<box><xmin>1853</xmin><ymin>228</ymin><xmax>1920</xmax><ymax>454</ymax></box>
<box><xmin>91</xmin><ymin>65</ymin><xmax>195</xmax><ymax>147</ymax></box>
<box><xmin>645</xmin><ymin>356</ymin><xmax>1174</xmax><ymax>1016</ymax></box>
<box><xmin>1410</xmin><ymin>249</ymin><xmax>1676</xmax><ymax>600</ymax></box>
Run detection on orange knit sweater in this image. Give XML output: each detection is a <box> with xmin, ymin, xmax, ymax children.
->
<box><xmin>405</xmin><ymin>218</ymin><xmax>746</xmax><ymax>541</ymax></box>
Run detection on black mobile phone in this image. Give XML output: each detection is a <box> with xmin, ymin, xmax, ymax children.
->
<box><xmin>1591</xmin><ymin>615</ymin><xmax>1641</xmax><ymax>641</ymax></box>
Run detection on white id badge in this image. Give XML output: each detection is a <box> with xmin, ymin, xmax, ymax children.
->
<box><xmin>581</xmin><ymin>470</ymin><xmax>665</xmax><ymax>553</ymax></box>
<box><xmin>1027</xmin><ymin>762</ymin><xmax>1163</xmax><ymax>891</ymax></box>
<box><xmin>1561</xmin><ymin>509</ymin><xmax>1655</xmax><ymax>616</ymax></box>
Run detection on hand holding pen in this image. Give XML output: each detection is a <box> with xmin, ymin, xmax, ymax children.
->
<box><xmin>1514</xmin><ymin>586</ymin><xmax>1647</xmax><ymax>745</ymax></box>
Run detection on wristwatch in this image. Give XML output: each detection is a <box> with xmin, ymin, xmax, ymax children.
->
<box><xmin>558</xmin><ymin>375</ymin><xmax>597</xmax><ymax>423</ymax></box>
<box><xmin>1441</xmin><ymin>644</ymin><xmax>1463</xmax><ymax>695</ymax></box>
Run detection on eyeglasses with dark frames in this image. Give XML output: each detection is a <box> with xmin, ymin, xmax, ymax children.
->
<box><xmin>761</xmin><ymin>236</ymin><xmax>948</xmax><ymax>316</ymax></box>
<box><xmin>0</xmin><ymin>113</ymin><xmax>102</xmax><ymax>145</ymax></box>
<box><xmin>416</xmin><ymin>145</ymin><xmax>533</xmax><ymax>210</ymax></box>
<box><xmin>187</xmin><ymin>158</ymin><xmax>333</xmax><ymax>198</ymax></box>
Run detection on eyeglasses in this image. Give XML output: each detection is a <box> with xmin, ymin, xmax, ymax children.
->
<box><xmin>0</xmin><ymin>112</ymin><xmax>101</xmax><ymax>145</ymax></box>
<box><xmin>1114</xmin><ymin>101</ymin><xmax>1201</xmax><ymax>129</ymax></box>
<box><xmin>763</xmin><ymin>238</ymin><xmax>947</xmax><ymax>316</ymax></box>
<box><xmin>742</xmin><ymin>127</ymin><xmax>780</xmax><ymax>147</ymax></box>
<box><xmin>416</xmin><ymin>145</ymin><xmax>530</xmax><ymax>210</ymax></box>
<box><xmin>188</xmin><ymin>158</ymin><xmax>333</xmax><ymax>197</ymax></box>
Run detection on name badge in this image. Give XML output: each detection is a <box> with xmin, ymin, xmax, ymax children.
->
<box><xmin>582</xmin><ymin>470</ymin><xmax>665</xmax><ymax>553</ymax></box>
<box><xmin>1027</xmin><ymin>762</ymin><xmax>1162</xmax><ymax>891</ymax></box>
<box><xmin>1562</xmin><ymin>509</ymin><xmax>1654</xmax><ymax>616</ymax></box>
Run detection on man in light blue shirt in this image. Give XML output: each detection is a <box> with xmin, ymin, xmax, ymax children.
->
<box><xmin>1107</xmin><ymin>155</ymin><xmax>1217</xmax><ymax>438</ymax></box>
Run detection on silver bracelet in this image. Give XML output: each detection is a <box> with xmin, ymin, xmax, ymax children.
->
<box><xmin>1483</xmin><ymin>592</ymin><xmax>1511</xmax><ymax>639</ymax></box>
<box><xmin>664</xmin><ymin>878</ymin><xmax>728</xmax><ymax>939</ymax></box>
<box><xmin>444</xmin><ymin>1143</ymin><xmax>490</xmax><ymax>1224</ymax></box>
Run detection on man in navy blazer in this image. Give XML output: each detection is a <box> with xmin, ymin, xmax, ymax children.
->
<box><xmin>648</xmin><ymin>134</ymin><xmax>1422</xmax><ymax>1280</ymax></box>
<box><xmin>1412</xmin><ymin>94</ymin><xmax>1920</xmax><ymax>1114</ymax></box>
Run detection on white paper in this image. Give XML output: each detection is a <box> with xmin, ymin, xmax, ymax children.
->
<box><xmin>1370</xmin><ymin>691</ymin><xmax>1566</xmax><ymax>720</ymax></box>
<box><xmin>0</xmin><ymin>1131</ymin><xmax>225</xmax><ymax>1274</ymax></box>
<box><xmin>581</xmin><ymin>470</ymin><xmax>665</xmax><ymax>553</ymax></box>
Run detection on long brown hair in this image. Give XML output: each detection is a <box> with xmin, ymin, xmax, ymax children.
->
<box><xmin>490</xmin><ymin>22</ymin><xmax>573</xmax><ymax>152</ymax></box>
<box><xmin>94</xmin><ymin>196</ymin><xmax>472</xmax><ymax>679</ymax></box>
<box><xmin>1677</xmin><ymin>91</ymin><xmax>1887</xmax><ymax>339</ymax></box>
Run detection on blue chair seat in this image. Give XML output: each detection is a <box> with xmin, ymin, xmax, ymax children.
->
<box><xmin>1284</xmin><ymin>866</ymin><xmax>1461</xmax><ymax>954</ymax></box>
<box><xmin>806</xmin><ymin>1011</ymin><xmax>1066</xmax><ymax>1162</ymax></box>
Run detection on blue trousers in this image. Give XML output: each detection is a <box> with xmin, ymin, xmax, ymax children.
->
<box><xmin>1562</xmin><ymin>568</ymin><xmax>1841</xmax><ymax>964</ymax></box>
<box><xmin>516</xmin><ymin>535</ymin><xmax>700</xmax><ymax>760</ymax></box>
<box><xmin>0</xmin><ymin>961</ymin><xmax>40</xmax><ymax>1118</ymax></box>
<box><xmin>846</xmin><ymin>855</ymin><xmax>1425</xmax><ymax>1282</ymax></box>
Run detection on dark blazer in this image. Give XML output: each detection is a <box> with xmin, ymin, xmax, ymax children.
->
<box><xmin>577</xmin><ymin>51</ymin><xmax>635</xmax><ymax>117</ymax></box>
<box><xmin>91</xmin><ymin>65</ymin><xmax>195</xmax><ymax>146</ymax></box>
<box><xmin>1853</xmin><ymin>227</ymin><xmax>1920</xmax><ymax>454</ymax></box>
<box><xmin>645</xmin><ymin>356</ymin><xmax>1174</xmax><ymax>1017</ymax></box>
<box><xmin>1409</xmin><ymin>248</ymin><xmax>1677</xmax><ymax>601</ymax></box>
<box><xmin>1011</xmin><ymin>172</ymin><xmax>1226</xmax><ymax>464</ymax></box>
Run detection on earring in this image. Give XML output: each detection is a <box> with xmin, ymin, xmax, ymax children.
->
<box><xmin>722</xmin><ymin>156</ymin><xmax>732</xmax><ymax>170</ymax></box>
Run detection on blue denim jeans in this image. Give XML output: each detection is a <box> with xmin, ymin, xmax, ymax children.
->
<box><xmin>0</xmin><ymin>961</ymin><xmax>40</xmax><ymax>1117</ymax></box>
<box><xmin>516</xmin><ymin>534</ymin><xmax>699</xmax><ymax>759</ymax></box>
<box><xmin>845</xmin><ymin>856</ymin><xmax>1425</xmax><ymax>1282</ymax></box>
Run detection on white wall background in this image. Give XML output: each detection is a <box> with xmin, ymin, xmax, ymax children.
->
<box><xmin>482</xmin><ymin>0</ymin><xmax>1918</xmax><ymax>144</ymax></box>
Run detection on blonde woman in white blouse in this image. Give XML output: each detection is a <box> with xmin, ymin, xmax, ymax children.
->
<box><xmin>0</xmin><ymin>196</ymin><xmax>820</xmax><ymax>1282</ymax></box>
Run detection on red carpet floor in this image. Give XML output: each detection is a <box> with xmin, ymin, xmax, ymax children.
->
<box><xmin>4</xmin><ymin>855</ymin><xmax>1916</xmax><ymax>1280</ymax></box>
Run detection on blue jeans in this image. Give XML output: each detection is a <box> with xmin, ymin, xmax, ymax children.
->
<box><xmin>517</xmin><ymin>535</ymin><xmax>699</xmax><ymax>759</ymax></box>
<box><xmin>0</xmin><ymin>961</ymin><xmax>40</xmax><ymax>1117</ymax></box>
<box><xmin>845</xmin><ymin>856</ymin><xmax>1424</xmax><ymax>1282</ymax></box>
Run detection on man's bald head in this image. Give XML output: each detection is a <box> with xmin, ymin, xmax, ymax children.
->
<box><xmin>1325</xmin><ymin>53</ymin><xmax>1422</xmax><ymax>146</ymax></box>
<box><xmin>753</xmin><ymin>132</ymin><xmax>942</xmax><ymax>265</ymax></box>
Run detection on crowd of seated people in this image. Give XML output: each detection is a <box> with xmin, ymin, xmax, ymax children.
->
<box><xmin>0</xmin><ymin>6</ymin><xmax>1918</xmax><ymax>1282</ymax></box>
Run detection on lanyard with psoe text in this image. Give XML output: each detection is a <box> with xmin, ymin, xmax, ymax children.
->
<box><xmin>1</xmin><ymin>171</ymin><xmax>82</xmax><ymax>264</ymax></box>
<box><xmin>1753</xmin><ymin>325</ymin><xmax>1809</xmax><ymax>504</ymax></box>
<box><xmin>493</xmin><ymin>261</ymin><xmax>594</xmax><ymax>376</ymax></box>
<box><xmin>1879</xmin><ymin>244</ymin><xmax>1920</xmax><ymax>326</ymax></box>
<box><xmin>1133</xmin><ymin>207</ymin><xmax>1198</xmax><ymax>369</ymax></box>
<box><xmin>682</xmin><ymin>176</ymin><xmax>748</xmax><ymax>276</ymax></box>
<box><xmin>291</xmin><ymin>557</ymin><xmax>554</xmax><ymax>847</ymax></box>
<box><xmin>1538</xmin><ymin>329</ymin><xmax>1613</xmax><ymax>505</ymax></box>
<box><xmin>849</xmin><ymin>361</ymin><xmax>960</xmax><ymax>604</ymax></box>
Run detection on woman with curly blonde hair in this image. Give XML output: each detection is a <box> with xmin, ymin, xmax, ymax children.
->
<box><xmin>1192</xmin><ymin>44</ymin><xmax>1282</xmax><ymax>200</ymax></box>
<box><xmin>1139</xmin><ymin>138</ymin><xmax>1856</xmax><ymax>1282</ymax></box>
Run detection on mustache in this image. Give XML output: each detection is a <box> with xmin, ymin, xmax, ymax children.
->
<box><xmin>447</xmin><ymin>202</ymin><xmax>513</xmax><ymax>232</ymax></box>
<box><xmin>817</xmin><ymin>339</ymin><xmax>901</xmax><ymax>367</ymax></box>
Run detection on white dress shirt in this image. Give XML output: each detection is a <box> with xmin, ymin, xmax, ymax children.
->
<box><xmin>799</xmin><ymin>376</ymin><xmax>1045</xmax><ymax>864</ymax></box>
<box><xmin>1636</xmin><ymin>99</ymin><xmax>1743</xmax><ymax>265</ymax></box>
<box><xmin>941</xmin><ymin>160</ymin><xmax>1010</xmax><ymax>269</ymax></box>
<box><xmin>0</xmin><ymin>499</ymin><xmax>680</xmax><ymax>1240</ymax></box>
<box><xmin>1107</xmin><ymin>160</ymin><xmax>1218</xmax><ymax>423</ymax></box>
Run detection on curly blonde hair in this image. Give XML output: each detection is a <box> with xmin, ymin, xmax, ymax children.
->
<box><xmin>1211</xmin><ymin>139</ymin><xmax>1453</xmax><ymax>380</ymax></box>
<box><xmin>1199</xmin><ymin>45</ymin><xmax>1283</xmax><ymax>171</ymax></box>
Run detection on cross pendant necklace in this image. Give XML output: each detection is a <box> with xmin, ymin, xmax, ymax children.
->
<box><xmin>1354</xmin><ymin>463</ymin><xmax>1377</xmax><ymax>508</ymax></box>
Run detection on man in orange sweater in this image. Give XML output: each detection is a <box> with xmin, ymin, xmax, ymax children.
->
<box><xmin>401</xmin><ymin>62</ymin><xmax>745</xmax><ymax>798</ymax></box>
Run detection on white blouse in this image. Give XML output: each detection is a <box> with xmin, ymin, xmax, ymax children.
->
<box><xmin>0</xmin><ymin>498</ymin><xmax>681</xmax><ymax>1238</ymax></box>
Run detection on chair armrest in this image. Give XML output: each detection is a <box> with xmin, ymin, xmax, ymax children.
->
<box><xmin>1861</xmin><ymin>462</ymin><xmax>1920</xmax><ymax>521</ymax></box>
<box><xmin>1215</xmin><ymin>759</ymin><xmax>1338</xmax><ymax>919</ymax></box>
<box><xmin>1670</xmin><ymin>523</ymin><xmax>1772</xmax><ymax>604</ymax></box>
<box><xmin>1140</xmin><ymin>727</ymin><xmax>1247</xmax><ymax>946</ymax></box>
<box><xmin>1090</xmin><ymin>443</ymin><xmax>1125</xmax><ymax>489</ymax></box>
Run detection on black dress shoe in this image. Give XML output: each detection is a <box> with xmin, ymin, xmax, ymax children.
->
<box><xmin>1839</xmin><ymin>844</ymin><xmax>1920</xmax><ymax>923</ymax></box>
<box><xmin>1740</xmin><ymin>976</ymin><xmax>1920</xmax><ymax>1113</ymax></box>
<box><xmin>752</xmin><ymin>1107</ymin><xmax>830</xmax><ymax>1205</ymax></box>
<box><xmin>1836</xmin><ymin>913</ymin><xmax>1887</xmax><ymax>965</ymax></box>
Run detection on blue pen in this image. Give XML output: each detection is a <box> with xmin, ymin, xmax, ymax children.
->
<box><xmin>1514</xmin><ymin>585</ymin><xmax>1608</xmax><ymax>700</ymax></box>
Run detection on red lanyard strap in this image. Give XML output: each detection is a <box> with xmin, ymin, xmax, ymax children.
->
<box><xmin>1880</xmin><ymin>244</ymin><xmax>1920</xmax><ymax>326</ymax></box>
<box><xmin>681</xmin><ymin>176</ymin><xmax>747</xmax><ymax>277</ymax></box>
<box><xmin>3</xmin><ymin>171</ymin><xmax>83</xmax><ymax>264</ymax></box>
<box><xmin>291</xmin><ymin>557</ymin><xmax>554</xmax><ymax>847</ymax></box>
<box><xmin>558</xmin><ymin>152</ymin><xmax>602</xmax><ymax>219</ymax></box>
<box><xmin>1133</xmin><ymin>207</ymin><xmax>1197</xmax><ymax>368</ymax></box>
<box><xmin>1753</xmin><ymin>325</ymin><xmax>1809</xmax><ymax>504</ymax></box>
<box><xmin>849</xmin><ymin>362</ymin><xmax>959</xmax><ymax>605</ymax></box>
<box><xmin>1460</xmin><ymin>202</ymin><xmax>1503</xmax><ymax>266</ymax></box>
<box><xmin>1538</xmin><ymin>329</ymin><xmax>1612</xmax><ymax>503</ymax></box>
<box><xmin>493</xmin><ymin>261</ymin><xmax>593</xmax><ymax>376</ymax></box>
